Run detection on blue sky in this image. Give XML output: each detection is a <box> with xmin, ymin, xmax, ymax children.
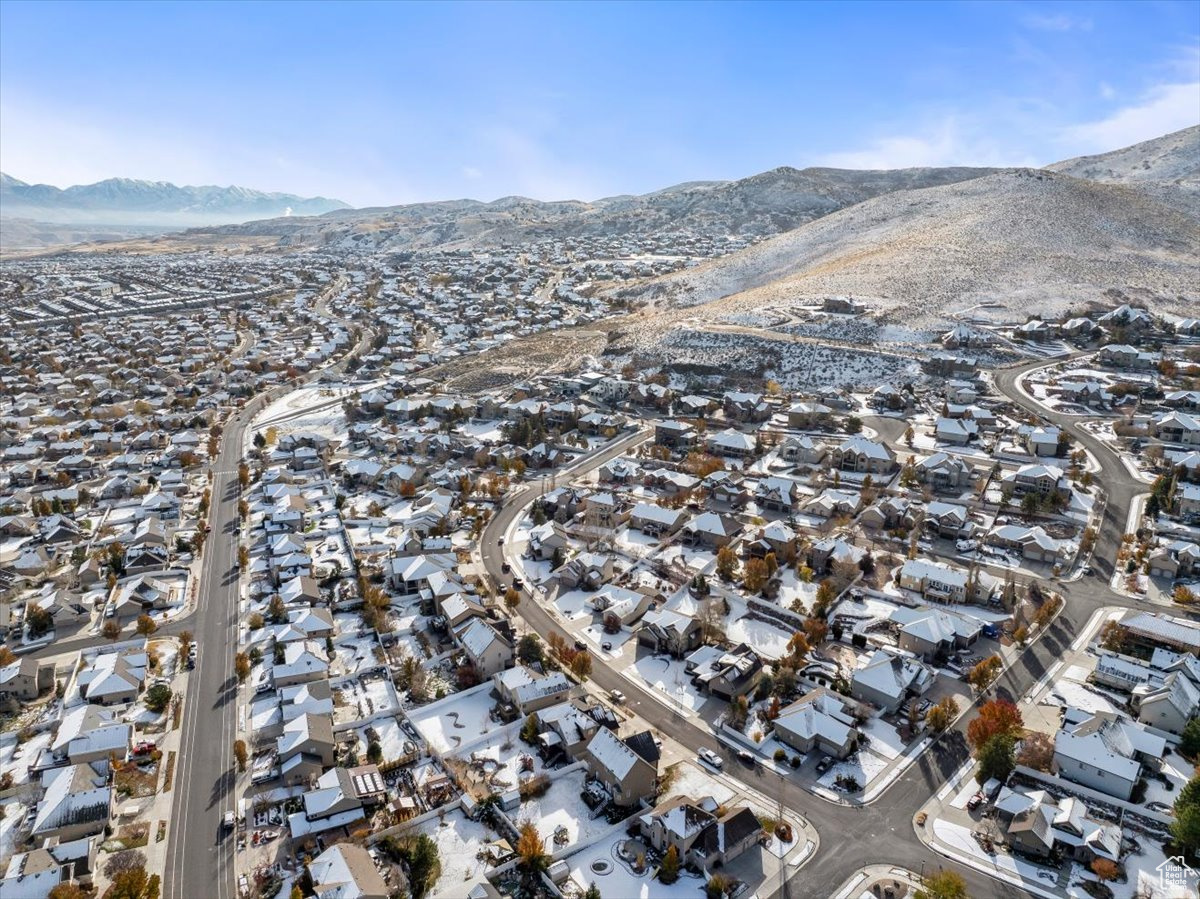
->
<box><xmin>1</xmin><ymin>0</ymin><xmax>1197</xmax><ymax>206</ymax></box>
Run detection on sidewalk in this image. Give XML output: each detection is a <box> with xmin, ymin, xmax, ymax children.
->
<box><xmin>830</xmin><ymin>864</ymin><xmax>926</xmax><ymax>899</ymax></box>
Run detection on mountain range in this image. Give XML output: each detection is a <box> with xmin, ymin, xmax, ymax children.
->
<box><xmin>0</xmin><ymin>173</ymin><xmax>349</xmax><ymax>227</ymax></box>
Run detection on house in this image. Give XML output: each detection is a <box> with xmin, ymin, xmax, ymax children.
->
<box><xmin>935</xmin><ymin>417</ymin><xmax>978</xmax><ymax>446</ymax></box>
<box><xmin>1121</xmin><ymin>611</ymin><xmax>1200</xmax><ymax>656</ymax></box>
<box><xmin>1008</xmin><ymin>464</ymin><xmax>1071</xmax><ymax>500</ymax></box>
<box><xmin>786</xmin><ymin>401</ymin><xmax>834</xmax><ymax>430</ymax></box>
<box><xmin>1</xmin><ymin>836</ymin><xmax>99</xmax><ymax>899</ymax></box>
<box><xmin>638</xmin><ymin>609</ymin><xmax>703</xmax><ymax>657</ymax></box>
<box><xmin>1053</xmin><ymin>709</ymin><xmax>1165</xmax><ymax>801</ymax></box>
<box><xmin>922</xmin><ymin>501</ymin><xmax>971</xmax><ymax>538</ymax></box>
<box><xmin>898</xmin><ymin>558</ymin><xmax>973</xmax><ymax>603</ymax></box>
<box><xmin>276</xmin><ymin>712</ymin><xmax>336</xmax><ymax>786</ymax></box>
<box><xmin>629</xmin><ymin>502</ymin><xmax>687</xmax><ymax>537</ymax></box>
<box><xmin>590</xmin><ymin>585</ymin><xmax>653</xmax><ymax>628</ymax></box>
<box><xmin>77</xmin><ymin>646</ymin><xmax>147</xmax><ymax>705</ymax></box>
<box><xmin>308</xmin><ymin>843</ymin><xmax>389</xmax><ymax>899</ymax></box>
<box><xmin>494</xmin><ymin>667</ymin><xmax>572</xmax><ymax>715</ymax></box>
<box><xmin>1025</xmin><ymin>427</ymin><xmax>1062</xmax><ymax>457</ymax></box>
<box><xmin>0</xmin><ymin>657</ymin><xmax>51</xmax><ymax>712</ymax></box>
<box><xmin>1001</xmin><ymin>791</ymin><xmax>1121</xmax><ymax>865</ymax></box>
<box><xmin>754</xmin><ymin>476</ymin><xmax>799</xmax><ymax>512</ymax></box>
<box><xmin>893</xmin><ymin>606</ymin><xmax>983</xmax><ymax>660</ymax></box>
<box><xmin>272</xmin><ymin>641</ymin><xmax>331</xmax><ymax>688</ymax></box>
<box><xmin>30</xmin><ymin>764</ymin><xmax>113</xmax><ymax>843</ymax></box>
<box><xmin>724</xmin><ymin>391</ymin><xmax>770</xmax><ymax>422</ymax></box>
<box><xmin>682</xmin><ymin>512</ymin><xmax>740</xmax><ymax>549</ymax></box>
<box><xmin>915</xmin><ymin>453</ymin><xmax>973</xmax><ymax>492</ymax></box>
<box><xmin>1155</xmin><ymin>411</ymin><xmax>1200</xmax><ymax>446</ymax></box>
<box><xmin>859</xmin><ymin>496</ymin><xmax>912</xmax><ymax>531</ymax></box>
<box><xmin>582</xmin><ymin>726</ymin><xmax>658</xmax><ymax>807</ymax></box>
<box><xmin>780</xmin><ymin>435</ymin><xmax>827</xmax><ymax>465</ymax></box>
<box><xmin>850</xmin><ymin>649</ymin><xmax>933</xmax><ymax>713</ymax></box>
<box><xmin>707</xmin><ymin>428</ymin><xmax>756</xmax><ymax>459</ymax></box>
<box><xmin>1132</xmin><ymin>668</ymin><xmax>1200</xmax><ymax>736</ymax></box>
<box><xmin>51</xmin><ymin>704</ymin><xmax>132</xmax><ymax>765</ymax></box>
<box><xmin>772</xmin><ymin>687</ymin><xmax>860</xmax><ymax>758</ymax></box>
<box><xmin>986</xmin><ymin>525</ymin><xmax>1066</xmax><ymax>563</ymax></box>
<box><xmin>655</xmin><ymin>420</ymin><xmax>696</xmax><ymax>449</ymax></box>
<box><xmin>537</xmin><ymin>701</ymin><xmax>601</xmax><ymax>760</ymax></box>
<box><xmin>1098</xmin><ymin>343</ymin><xmax>1160</xmax><ymax>370</ymax></box>
<box><xmin>639</xmin><ymin>797</ymin><xmax>762</xmax><ymax>870</ymax></box>
<box><xmin>456</xmin><ymin>617</ymin><xmax>513</xmax><ymax>677</ymax></box>
<box><xmin>553</xmin><ymin>551</ymin><xmax>613</xmax><ymax>590</ymax></box>
<box><xmin>832</xmin><ymin>437</ymin><xmax>896</xmax><ymax>475</ymax></box>
<box><xmin>686</xmin><ymin>643</ymin><xmax>763</xmax><ymax>700</ymax></box>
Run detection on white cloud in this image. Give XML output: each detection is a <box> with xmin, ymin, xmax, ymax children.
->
<box><xmin>816</xmin><ymin>118</ymin><xmax>1036</xmax><ymax>170</ymax></box>
<box><xmin>1059</xmin><ymin>81</ymin><xmax>1200</xmax><ymax>152</ymax></box>
<box><xmin>1021</xmin><ymin>13</ymin><xmax>1092</xmax><ymax>32</ymax></box>
<box><xmin>1098</xmin><ymin>82</ymin><xmax>1116</xmax><ymax>101</ymax></box>
<box><xmin>461</xmin><ymin>166</ymin><xmax>483</xmax><ymax>180</ymax></box>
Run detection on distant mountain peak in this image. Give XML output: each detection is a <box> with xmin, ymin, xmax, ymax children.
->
<box><xmin>0</xmin><ymin>172</ymin><xmax>351</xmax><ymax>227</ymax></box>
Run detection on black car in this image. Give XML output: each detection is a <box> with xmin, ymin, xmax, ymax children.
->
<box><xmin>815</xmin><ymin>756</ymin><xmax>835</xmax><ymax>774</ymax></box>
<box><xmin>501</xmin><ymin>562</ymin><xmax>511</xmax><ymax>573</ymax></box>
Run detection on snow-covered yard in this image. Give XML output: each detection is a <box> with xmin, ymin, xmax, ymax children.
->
<box><xmin>512</xmin><ymin>769</ymin><xmax>610</xmax><ymax>852</ymax></box>
<box><xmin>726</xmin><ymin>609</ymin><xmax>792</xmax><ymax>661</ymax></box>
<box><xmin>406</xmin><ymin>683</ymin><xmax>498</xmax><ymax>754</ymax></box>
<box><xmin>817</xmin><ymin>750</ymin><xmax>889</xmax><ymax>791</ymax></box>
<box><xmin>860</xmin><ymin>718</ymin><xmax>906</xmax><ymax>761</ymax></box>
<box><xmin>933</xmin><ymin>818</ymin><xmax>1060</xmax><ymax>887</ymax></box>
<box><xmin>0</xmin><ymin>731</ymin><xmax>52</xmax><ymax>786</ymax></box>
<box><xmin>348</xmin><ymin>716</ymin><xmax>412</xmax><ymax>764</ymax></box>
<box><xmin>628</xmin><ymin>654</ymin><xmax>707</xmax><ymax>716</ymax></box>
<box><xmin>564</xmin><ymin>832</ymin><xmax>706</xmax><ymax>899</ymax></box>
<box><xmin>662</xmin><ymin>761</ymin><xmax>736</xmax><ymax>805</ymax></box>
<box><xmin>1039</xmin><ymin>679</ymin><xmax>1124</xmax><ymax>716</ymax></box>
<box><xmin>412</xmin><ymin>808</ymin><xmax>499</xmax><ymax>895</ymax></box>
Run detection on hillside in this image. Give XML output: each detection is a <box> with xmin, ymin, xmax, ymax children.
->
<box><xmin>614</xmin><ymin>167</ymin><xmax>1200</xmax><ymax>326</ymax></box>
<box><xmin>121</xmin><ymin>164</ymin><xmax>1002</xmax><ymax>254</ymax></box>
<box><xmin>1048</xmin><ymin>124</ymin><xmax>1200</xmax><ymax>187</ymax></box>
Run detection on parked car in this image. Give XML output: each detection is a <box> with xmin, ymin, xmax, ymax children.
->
<box><xmin>609</xmin><ymin>690</ymin><xmax>626</xmax><ymax>704</ymax></box>
<box><xmin>967</xmin><ymin>792</ymin><xmax>985</xmax><ymax>811</ymax></box>
<box><xmin>223</xmin><ymin>810</ymin><xmax>236</xmax><ymax>830</ymax></box>
<box><xmin>816</xmin><ymin>756</ymin><xmax>836</xmax><ymax>775</ymax></box>
<box><xmin>501</xmin><ymin>561</ymin><xmax>511</xmax><ymax>573</ymax></box>
<box><xmin>698</xmin><ymin>748</ymin><xmax>723</xmax><ymax>769</ymax></box>
<box><xmin>736</xmin><ymin>749</ymin><xmax>756</xmax><ymax>767</ymax></box>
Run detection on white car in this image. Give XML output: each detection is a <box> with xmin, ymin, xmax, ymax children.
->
<box><xmin>609</xmin><ymin>690</ymin><xmax>626</xmax><ymax>704</ymax></box>
<box><xmin>698</xmin><ymin>748</ymin><xmax>723</xmax><ymax>769</ymax></box>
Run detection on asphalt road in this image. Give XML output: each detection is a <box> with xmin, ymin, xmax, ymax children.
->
<box><xmin>476</xmin><ymin>356</ymin><xmax>1171</xmax><ymax>898</ymax></box>
<box><xmin>164</xmin><ymin>282</ymin><xmax>370</xmax><ymax>899</ymax></box>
